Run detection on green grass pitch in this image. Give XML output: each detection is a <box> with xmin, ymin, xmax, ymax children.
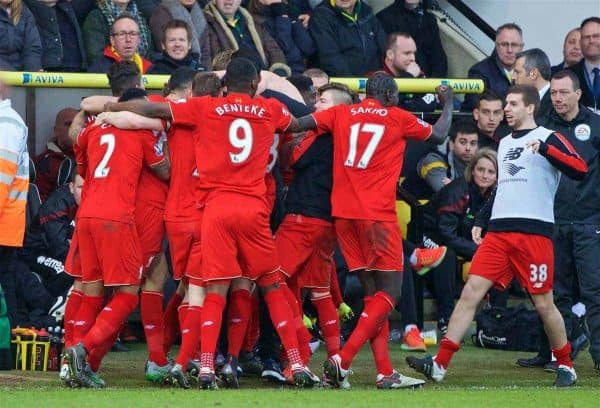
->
<box><xmin>2</xmin><ymin>342</ymin><xmax>599</xmax><ymax>407</ymax></box>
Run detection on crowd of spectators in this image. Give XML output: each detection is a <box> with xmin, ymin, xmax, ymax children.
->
<box><xmin>1</xmin><ymin>0</ymin><xmax>600</xmax><ymax>373</ymax></box>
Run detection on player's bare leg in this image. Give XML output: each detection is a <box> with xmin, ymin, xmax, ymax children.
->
<box><xmin>140</xmin><ymin>253</ymin><xmax>171</xmax><ymax>382</ymax></box>
<box><xmin>406</xmin><ymin>274</ymin><xmax>494</xmax><ymax>382</ymax></box>
<box><xmin>221</xmin><ymin>277</ymin><xmax>254</xmax><ymax>388</ymax></box>
<box><xmin>531</xmin><ymin>292</ymin><xmax>577</xmax><ymax>386</ymax></box>
<box><xmin>170</xmin><ymin>282</ymin><xmax>206</xmax><ymax>389</ymax></box>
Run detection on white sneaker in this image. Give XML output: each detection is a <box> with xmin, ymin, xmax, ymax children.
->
<box><xmin>405</xmin><ymin>355</ymin><xmax>446</xmax><ymax>382</ymax></box>
<box><xmin>376</xmin><ymin>370</ymin><xmax>425</xmax><ymax>389</ymax></box>
<box><xmin>323</xmin><ymin>354</ymin><xmax>349</xmax><ymax>387</ymax></box>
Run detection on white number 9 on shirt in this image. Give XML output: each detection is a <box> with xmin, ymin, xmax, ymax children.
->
<box><xmin>229</xmin><ymin>118</ymin><xmax>253</xmax><ymax>164</ymax></box>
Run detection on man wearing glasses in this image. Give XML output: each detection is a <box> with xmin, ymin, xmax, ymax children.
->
<box><xmin>88</xmin><ymin>13</ymin><xmax>152</xmax><ymax>74</ymax></box>
<box><xmin>462</xmin><ymin>23</ymin><xmax>524</xmax><ymax>111</ymax></box>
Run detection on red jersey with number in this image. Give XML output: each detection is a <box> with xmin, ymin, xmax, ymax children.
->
<box><xmin>312</xmin><ymin>98</ymin><xmax>432</xmax><ymax>221</ymax></box>
<box><xmin>168</xmin><ymin>93</ymin><xmax>292</xmax><ymax>201</ymax></box>
<box><xmin>75</xmin><ymin>123</ymin><xmax>165</xmax><ymax>223</ymax></box>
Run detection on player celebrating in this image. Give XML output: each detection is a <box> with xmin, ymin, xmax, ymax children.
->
<box><xmin>64</xmin><ymin>63</ymin><xmax>170</xmax><ymax>388</ymax></box>
<box><xmin>286</xmin><ymin>72</ymin><xmax>454</xmax><ymax>389</ymax></box>
<box><xmin>105</xmin><ymin>58</ymin><xmax>319</xmax><ymax>390</ymax></box>
<box><xmin>406</xmin><ymin>85</ymin><xmax>587</xmax><ymax>387</ymax></box>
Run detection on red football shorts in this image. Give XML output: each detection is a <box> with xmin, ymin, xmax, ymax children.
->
<box><xmin>201</xmin><ymin>193</ymin><xmax>280</xmax><ymax>283</ymax></box>
<box><xmin>64</xmin><ymin>229</ymin><xmax>82</xmax><ymax>279</ymax></box>
<box><xmin>469</xmin><ymin>231</ymin><xmax>554</xmax><ymax>294</ymax></box>
<box><xmin>334</xmin><ymin>218</ymin><xmax>403</xmax><ymax>272</ymax></box>
<box><xmin>166</xmin><ymin>219</ymin><xmax>202</xmax><ymax>285</ymax></box>
<box><xmin>77</xmin><ymin>217</ymin><xmax>143</xmax><ymax>286</ymax></box>
<box><xmin>276</xmin><ymin>214</ymin><xmax>335</xmax><ymax>289</ymax></box>
<box><xmin>135</xmin><ymin>203</ymin><xmax>165</xmax><ymax>272</ymax></box>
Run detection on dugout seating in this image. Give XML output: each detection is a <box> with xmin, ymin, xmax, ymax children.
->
<box><xmin>26</xmin><ymin>158</ymin><xmax>42</xmax><ymax>229</ymax></box>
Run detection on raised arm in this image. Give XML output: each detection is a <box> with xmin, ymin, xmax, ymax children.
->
<box><xmin>105</xmin><ymin>100</ymin><xmax>173</xmax><ymax>120</ymax></box>
<box><xmin>286</xmin><ymin>115</ymin><xmax>317</xmax><ymax>133</ymax></box>
<box><xmin>81</xmin><ymin>95</ymin><xmax>118</xmax><ymax>114</ymax></box>
<box><xmin>429</xmin><ymin>85</ymin><xmax>454</xmax><ymax>144</ymax></box>
<box><xmin>95</xmin><ymin>111</ymin><xmax>165</xmax><ymax>131</ymax></box>
<box><xmin>68</xmin><ymin>110</ymin><xmax>87</xmax><ymax>142</ymax></box>
<box><xmin>527</xmin><ymin>132</ymin><xmax>588</xmax><ymax>180</ymax></box>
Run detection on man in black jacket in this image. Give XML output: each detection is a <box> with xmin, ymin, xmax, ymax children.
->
<box><xmin>462</xmin><ymin>23</ymin><xmax>524</xmax><ymax>111</ymax></box>
<box><xmin>377</xmin><ymin>0</ymin><xmax>447</xmax><ymax>78</ymax></box>
<box><xmin>569</xmin><ymin>17</ymin><xmax>600</xmax><ymax>113</ymax></box>
<box><xmin>308</xmin><ymin>0</ymin><xmax>386</xmax><ymax>76</ymax></box>
<box><xmin>513</xmin><ymin>48</ymin><xmax>553</xmax><ymax>121</ymax></box>
<box><xmin>24</xmin><ymin>0</ymin><xmax>87</xmax><ymax>72</ymax></box>
<box><xmin>517</xmin><ymin>70</ymin><xmax>600</xmax><ymax>374</ymax></box>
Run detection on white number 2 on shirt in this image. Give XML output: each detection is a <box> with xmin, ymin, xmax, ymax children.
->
<box><xmin>93</xmin><ymin>133</ymin><xmax>115</xmax><ymax>178</ymax></box>
<box><xmin>229</xmin><ymin>118</ymin><xmax>253</xmax><ymax>164</ymax></box>
<box><xmin>345</xmin><ymin>123</ymin><xmax>385</xmax><ymax>168</ymax></box>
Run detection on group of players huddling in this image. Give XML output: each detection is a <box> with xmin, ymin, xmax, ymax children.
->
<box><xmin>60</xmin><ymin>55</ymin><xmax>586</xmax><ymax>390</ymax></box>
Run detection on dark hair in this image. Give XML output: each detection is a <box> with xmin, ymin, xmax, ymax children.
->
<box><xmin>515</xmin><ymin>48</ymin><xmax>551</xmax><ymax>81</ymax></box>
<box><xmin>476</xmin><ymin>89</ymin><xmax>503</xmax><ymax>108</ymax></box>
<box><xmin>580</xmin><ymin>16</ymin><xmax>600</xmax><ymax>30</ymax></box>
<box><xmin>193</xmin><ymin>72</ymin><xmax>222</xmax><ymax>97</ymax></box>
<box><xmin>161</xmin><ymin>19</ymin><xmax>192</xmax><ymax>44</ymax></box>
<box><xmin>366</xmin><ymin>71</ymin><xmax>398</xmax><ymax>98</ymax></box>
<box><xmin>231</xmin><ymin>49</ymin><xmax>266</xmax><ymax>72</ymax></box>
<box><xmin>118</xmin><ymin>87</ymin><xmax>147</xmax><ymax>102</ymax></box>
<box><xmin>385</xmin><ymin>32</ymin><xmax>413</xmax><ymax>52</ymax></box>
<box><xmin>551</xmin><ymin>69</ymin><xmax>581</xmax><ymax>90</ymax></box>
<box><xmin>449</xmin><ymin>120</ymin><xmax>479</xmax><ymax>142</ymax></box>
<box><xmin>224</xmin><ymin>57</ymin><xmax>258</xmax><ymax>88</ymax></box>
<box><xmin>287</xmin><ymin>75</ymin><xmax>314</xmax><ymax>93</ymax></box>
<box><xmin>164</xmin><ymin>67</ymin><xmax>197</xmax><ymax>96</ymax></box>
<box><xmin>496</xmin><ymin>22</ymin><xmax>522</xmax><ymax>38</ymax></box>
<box><xmin>318</xmin><ymin>82</ymin><xmax>357</xmax><ymax>104</ymax></box>
<box><xmin>110</xmin><ymin>12</ymin><xmax>138</xmax><ymax>34</ymax></box>
<box><xmin>107</xmin><ymin>61</ymin><xmax>141</xmax><ymax>97</ymax></box>
<box><xmin>507</xmin><ymin>84</ymin><xmax>540</xmax><ymax>115</ymax></box>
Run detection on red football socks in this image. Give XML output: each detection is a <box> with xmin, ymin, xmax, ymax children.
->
<box><xmin>553</xmin><ymin>342</ymin><xmax>573</xmax><ymax>368</ymax></box>
<box><xmin>83</xmin><ymin>292</ymin><xmax>138</xmax><ymax>352</ymax></box>
<box><xmin>63</xmin><ymin>289</ymin><xmax>83</xmax><ymax>348</ymax></box>
<box><xmin>434</xmin><ymin>337</ymin><xmax>461</xmax><ymax>369</ymax></box>
<box><xmin>312</xmin><ymin>295</ymin><xmax>340</xmax><ymax>357</ymax></box>
<box><xmin>370</xmin><ymin>319</ymin><xmax>393</xmax><ymax>376</ymax></box>
<box><xmin>73</xmin><ymin>294</ymin><xmax>104</xmax><ymax>345</ymax></box>
<box><xmin>227</xmin><ymin>289</ymin><xmax>252</xmax><ymax>358</ymax></box>
<box><xmin>175</xmin><ymin>305</ymin><xmax>202</xmax><ymax>368</ymax></box>
<box><xmin>280</xmin><ymin>284</ymin><xmax>312</xmax><ymax>364</ymax></box>
<box><xmin>141</xmin><ymin>291</ymin><xmax>167</xmax><ymax>366</ymax></box>
<box><xmin>263</xmin><ymin>287</ymin><xmax>302</xmax><ymax>366</ymax></box>
<box><xmin>330</xmin><ymin>269</ymin><xmax>344</xmax><ymax>308</ymax></box>
<box><xmin>339</xmin><ymin>291</ymin><xmax>394</xmax><ymax>370</ymax></box>
<box><xmin>87</xmin><ymin>325</ymin><xmax>121</xmax><ymax>372</ymax></box>
<box><xmin>163</xmin><ymin>292</ymin><xmax>183</xmax><ymax>354</ymax></box>
<box><xmin>199</xmin><ymin>293</ymin><xmax>227</xmax><ymax>372</ymax></box>
<box><xmin>241</xmin><ymin>294</ymin><xmax>260</xmax><ymax>352</ymax></box>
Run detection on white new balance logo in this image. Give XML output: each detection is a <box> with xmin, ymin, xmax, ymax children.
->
<box><xmin>144</xmin><ymin>325</ymin><xmax>156</xmax><ymax>330</ymax></box>
<box><xmin>230</xmin><ymin>318</ymin><xmax>242</xmax><ymax>324</ymax></box>
<box><xmin>202</xmin><ymin>321</ymin><xmax>214</xmax><ymax>327</ymax></box>
<box><xmin>277</xmin><ymin>321</ymin><xmax>288</xmax><ymax>329</ymax></box>
<box><xmin>182</xmin><ymin>329</ymin><xmax>190</xmax><ymax>334</ymax></box>
<box><xmin>361</xmin><ymin>312</ymin><xmax>368</xmax><ymax>318</ymax></box>
<box><xmin>324</xmin><ymin>320</ymin><xmax>337</xmax><ymax>326</ymax></box>
<box><xmin>74</xmin><ymin>320</ymin><xmax>86</xmax><ymax>326</ymax></box>
<box><xmin>104</xmin><ymin>307</ymin><xmax>112</xmax><ymax>312</ymax></box>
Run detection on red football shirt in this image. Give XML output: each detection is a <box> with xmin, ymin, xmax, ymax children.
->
<box><xmin>168</xmin><ymin>92</ymin><xmax>292</xmax><ymax>201</ymax></box>
<box><xmin>312</xmin><ymin>98</ymin><xmax>432</xmax><ymax>221</ymax></box>
<box><xmin>76</xmin><ymin>123</ymin><xmax>165</xmax><ymax>223</ymax></box>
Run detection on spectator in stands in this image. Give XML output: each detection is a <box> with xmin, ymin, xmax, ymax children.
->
<box><xmin>569</xmin><ymin>17</ymin><xmax>600</xmax><ymax>112</ymax></box>
<box><xmin>287</xmin><ymin>74</ymin><xmax>315</xmax><ymax>109</ymax></box>
<box><xmin>472</xmin><ymin>90</ymin><xmax>503</xmax><ymax>150</ymax></box>
<box><xmin>551</xmin><ymin>28</ymin><xmax>582</xmax><ymax>75</ymax></box>
<box><xmin>308</xmin><ymin>0</ymin><xmax>385</xmax><ymax>76</ymax></box>
<box><xmin>20</xmin><ymin>172</ymin><xmax>82</xmax><ymax>299</ymax></box>
<box><xmin>0</xmin><ymin>80</ymin><xmax>29</xmax><ymax>328</ymax></box>
<box><xmin>87</xmin><ymin>14</ymin><xmax>153</xmax><ymax>73</ymax></box>
<box><xmin>382</xmin><ymin>32</ymin><xmax>436</xmax><ymax>112</ymax></box>
<box><xmin>517</xmin><ymin>69</ymin><xmax>600</xmax><ymax>373</ymax></box>
<box><xmin>377</xmin><ymin>0</ymin><xmax>447</xmax><ymax>78</ymax></box>
<box><xmin>24</xmin><ymin>0</ymin><xmax>87</xmax><ymax>72</ymax></box>
<box><xmin>83</xmin><ymin>0</ymin><xmax>154</xmax><ymax>65</ymax></box>
<box><xmin>149</xmin><ymin>0</ymin><xmax>210</xmax><ymax>70</ymax></box>
<box><xmin>203</xmin><ymin>0</ymin><xmax>291</xmax><ymax>75</ymax></box>
<box><xmin>417</xmin><ymin>120</ymin><xmax>479</xmax><ymax>194</ymax></box>
<box><xmin>0</xmin><ymin>0</ymin><xmax>42</xmax><ymax>71</ymax></box>
<box><xmin>33</xmin><ymin>108</ymin><xmax>77</xmax><ymax>202</ymax></box>
<box><xmin>513</xmin><ymin>48</ymin><xmax>553</xmax><ymax>120</ymax></box>
<box><xmin>147</xmin><ymin>19</ymin><xmax>205</xmax><ymax>74</ymax></box>
<box><xmin>248</xmin><ymin>0</ymin><xmax>315</xmax><ymax>74</ymax></box>
<box><xmin>303</xmin><ymin>67</ymin><xmax>328</xmax><ymax>89</ymax></box>
<box><xmin>462</xmin><ymin>23</ymin><xmax>524</xmax><ymax>111</ymax></box>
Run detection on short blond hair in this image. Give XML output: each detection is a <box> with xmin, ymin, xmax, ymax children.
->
<box><xmin>464</xmin><ymin>148</ymin><xmax>498</xmax><ymax>184</ymax></box>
